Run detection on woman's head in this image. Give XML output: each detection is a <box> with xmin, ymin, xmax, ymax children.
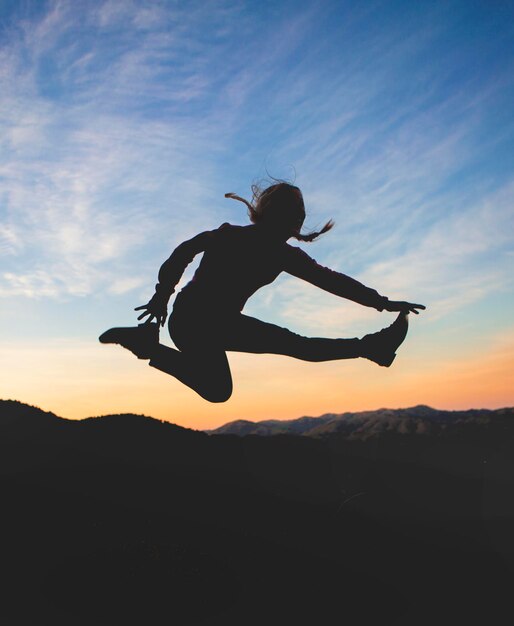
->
<box><xmin>225</xmin><ymin>181</ymin><xmax>334</xmax><ymax>242</ymax></box>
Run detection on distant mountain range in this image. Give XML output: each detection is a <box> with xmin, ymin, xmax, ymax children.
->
<box><xmin>208</xmin><ymin>404</ymin><xmax>514</xmax><ymax>438</ymax></box>
<box><xmin>3</xmin><ymin>399</ymin><xmax>513</xmax><ymax>441</ymax></box>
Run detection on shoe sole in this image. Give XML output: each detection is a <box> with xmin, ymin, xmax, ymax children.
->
<box><xmin>99</xmin><ymin>328</ymin><xmax>117</xmax><ymax>344</ymax></box>
<box><xmin>99</xmin><ymin>326</ymin><xmax>158</xmax><ymax>359</ymax></box>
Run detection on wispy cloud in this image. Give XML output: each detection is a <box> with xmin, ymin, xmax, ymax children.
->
<box><xmin>236</xmin><ymin>7</ymin><xmax>514</xmax><ymax>336</ymax></box>
<box><xmin>0</xmin><ymin>1</ymin><xmax>330</xmax><ymax>303</ymax></box>
<box><xmin>0</xmin><ymin>1</ymin><xmax>240</xmax><ymax>299</ymax></box>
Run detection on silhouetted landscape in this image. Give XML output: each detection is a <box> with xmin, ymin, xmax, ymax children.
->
<box><xmin>2</xmin><ymin>399</ymin><xmax>513</xmax><ymax>625</ymax></box>
<box><xmin>209</xmin><ymin>404</ymin><xmax>512</xmax><ymax>437</ymax></box>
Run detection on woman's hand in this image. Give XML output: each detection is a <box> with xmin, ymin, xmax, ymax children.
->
<box><xmin>134</xmin><ymin>294</ymin><xmax>168</xmax><ymax>327</ymax></box>
<box><xmin>384</xmin><ymin>300</ymin><xmax>426</xmax><ymax>315</ymax></box>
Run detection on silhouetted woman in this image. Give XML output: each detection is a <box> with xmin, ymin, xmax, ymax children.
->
<box><xmin>100</xmin><ymin>182</ymin><xmax>425</xmax><ymax>402</ymax></box>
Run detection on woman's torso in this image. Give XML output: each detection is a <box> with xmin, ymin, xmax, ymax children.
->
<box><xmin>175</xmin><ymin>223</ymin><xmax>287</xmax><ymax>313</ymax></box>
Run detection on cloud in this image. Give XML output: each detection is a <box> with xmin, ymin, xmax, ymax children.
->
<box><xmin>0</xmin><ymin>1</ymin><xmax>236</xmax><ymax>300</ymax></box>
<box><xmin>108</xmin><ymin>276</ymin><xmax>145</xmax><ymax>296</ymax></box>
<box><xmin>360</xmin><ymin>180</ymin><xmax>514</xmax><ymax>318</ymax></box>
<box><xmin>244</xmin><ymin>174</ymin><xmax>513</xmax><ymax>338</ymax></box>
<box><xmin>235</xmin><ymin>18</ymin><xmax>514</xmax><ymax>335</ymax></box>
<box><xmin>1</xmin><ymin>270</ymin><xmax>60</xmax><ymax>298</ymax></box>
<box><xmin>0</xmin><ymin>1</ymin><xmax>334</xmax><ymax>305</ymax></box>
<box><xmin>0</xmin><ymin>224</ymin><xmax>22</xmax><ymax>256</ymax></box>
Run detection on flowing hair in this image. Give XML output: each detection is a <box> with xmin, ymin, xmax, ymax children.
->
<box><xmin>224</xmin><ymin>181</ymin><xmax>334</xmax><ymax>242</ymax></box>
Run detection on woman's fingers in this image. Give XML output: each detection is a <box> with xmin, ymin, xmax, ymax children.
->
<box><xmin>135</xmin><ymin>305</ymin><xmax>152</xmax><ymax>321</ymax></box>
<box><xmin>135</xmin><ymin>303</ymin><xmax>166</xmax><ymax>325</ymax></box>
<box><xmin>396</xmin><ymin>302</ymin><xmax>425</xmax><ymax>315</ymax></box>
<box><xmin>136</xmin><ymin>309</ymin><xmax>166</xmax><ymax>325</ymax></box>
<box><xmin>385</xmin><ymin>301</ymin><xmax>426</xmax><ymax>314</ymax></box>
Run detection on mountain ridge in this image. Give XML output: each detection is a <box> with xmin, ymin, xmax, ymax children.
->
<box><xmin>2</xmin><ymin>399</ymin><xmax>513</xmax><ymax>441</ymax></box>
<box><xmin>208</xmin><ymin>404</ymin><xmax>514</xmax><ymax>438</ymax></box>
<box><xmin>0</xmin><ymin>398</ymin><xmax>202</xmax><ymax>432</ymax></box>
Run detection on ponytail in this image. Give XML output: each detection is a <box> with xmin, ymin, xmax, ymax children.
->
<box><xmin>295</xmin><ymin>219</ymin><xmax>334</xmax><ymax>242</ymax></box>
<box><xmin>224</xmin><ymin>192</ymin><xmax>254</xmax><ymax>213</ymax></box>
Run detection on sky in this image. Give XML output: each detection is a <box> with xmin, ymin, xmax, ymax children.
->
<box><xmin>1</xmin><ymin>0</ymin><xmax>513</xmax><ymax>429</ymax></box>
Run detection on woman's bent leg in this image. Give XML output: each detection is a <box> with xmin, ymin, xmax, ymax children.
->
<box><xmin>225</xmin><ymin>314</ymin><xmax>361</xmax><ymax>362</ymax></box>
<box><xmin>149</xmin><ymin>344</ymin><xmax>233</xmax><ymax>403</ymax></box>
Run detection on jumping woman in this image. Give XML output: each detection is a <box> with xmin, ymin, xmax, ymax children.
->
<box><xmin>99</xmin><ymin>182</ymin><xmax>425</xmax><ymax>402</ymax></box>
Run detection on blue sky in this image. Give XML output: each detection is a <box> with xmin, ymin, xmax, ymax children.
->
<box><xmin>1</xmin><ymin>0</ymin><xmax>513</xmax><ymax>425</ymax></box>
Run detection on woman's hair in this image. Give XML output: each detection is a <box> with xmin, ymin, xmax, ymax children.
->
<box><xmin>225</xmin><ymin>181</ymin><xmax>334</xmax><ymax>242</ymax></box>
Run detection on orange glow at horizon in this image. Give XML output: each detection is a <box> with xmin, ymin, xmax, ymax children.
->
<box><xmin>2</xmin><ymin>330</ymin><xmax>513</xmax><ymax>430</ymax></box>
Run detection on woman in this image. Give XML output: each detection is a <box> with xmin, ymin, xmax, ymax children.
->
<box><xmin>100</xmin><ymin>182</ymin><xmax>425</xmax><ymax>402</ymax></box>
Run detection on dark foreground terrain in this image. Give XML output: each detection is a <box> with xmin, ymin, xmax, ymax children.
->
<box><xmin>1</xmin><ymin>400</ymin><xmax>513</xmax><ymax>625</ymax></box>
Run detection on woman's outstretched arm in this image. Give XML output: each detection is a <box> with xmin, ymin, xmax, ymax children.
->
<box><xmin>283</xmin><ymin>246</ymin><xmax>425</xmax><ymax>314</ymax></box>
<box><xmin>135</xmin><ymin>230</ymin><xmax>213</xmax><ymax>326</ymax></box>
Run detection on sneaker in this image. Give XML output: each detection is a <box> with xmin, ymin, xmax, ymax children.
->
<box><xmin>360</xmin><ymin>312</ymin><xmax>409</xmax><ymax>367</ymax></box>
<box><xmin>99</xmin><ymin>323</ymin><xmax>159</xmax><ymax>359</ymax></box>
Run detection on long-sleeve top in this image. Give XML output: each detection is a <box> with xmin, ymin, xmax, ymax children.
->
<box><xmin>154</xmin><ymin>223</ymin><xmax>388</xmax><ymax>313</ymax></box>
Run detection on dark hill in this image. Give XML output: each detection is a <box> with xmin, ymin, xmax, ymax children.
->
<box><xmin>0</xmin><ymin>398</ymin><xmax>62</xmax><ymax>428</ymax></box>
<box><xmin>1</xmin><ymin>399</ymin><xmax>513</xmax><ymax>625</ymax></box>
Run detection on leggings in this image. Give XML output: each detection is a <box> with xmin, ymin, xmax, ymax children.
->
<box><xmin>149</xmin><ymin>303</ymin><xmax>361</xmax><ymax>403</ymax></box>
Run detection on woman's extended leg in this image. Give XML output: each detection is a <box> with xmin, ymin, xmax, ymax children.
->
<box><xmin>224</xmin><ymin>314</ymin><xmax>362</xmax><ymax>361</ymax></box>
<box><xmin>149</xmin><ymin>344</ymin><xmax>233</xmax><ymax>403</ymax></box>
<box><xmin>223</xmin><ymin>312</ymin><xmax>408</xmax><ymax>366</ymax></box>
<box><xmin>99</xmin><ymin>321</ymin><xmax>232</xmax><ymax>402</ymax></box>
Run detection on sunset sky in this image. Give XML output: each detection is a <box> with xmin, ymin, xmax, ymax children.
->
<box><xmin>1</xmin><ymin>0</ymin><xmax>513</xmax><ymax>429</ymax></box>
